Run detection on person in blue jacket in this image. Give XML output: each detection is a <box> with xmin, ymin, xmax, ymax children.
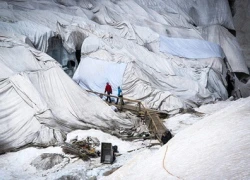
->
<box><xmin>115</xmin><ymin>86</ymin><xmax>124</xmax><ymax>105</ymax></box>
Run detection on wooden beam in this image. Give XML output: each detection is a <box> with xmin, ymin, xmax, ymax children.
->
<box><xmin>85</xmin><ymin>89</ymin><xmax>168</xmax><ymax>143</ymax></box>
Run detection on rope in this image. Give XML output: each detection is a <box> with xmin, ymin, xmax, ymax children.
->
<box><xmin>162</xmin><ymin>145</ymin><xmax>182</xmax><ymax>179</ymax></box>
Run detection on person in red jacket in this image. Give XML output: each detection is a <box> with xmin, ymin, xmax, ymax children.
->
<box><xmin>104</xmin><ymin>82</ymin><xmax>112</xmax><ymax>103</ymax></box>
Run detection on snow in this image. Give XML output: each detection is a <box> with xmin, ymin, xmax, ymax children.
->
<box><xmin>66</xmin><ymin>129</ymin><xmax>151</xmax><ymax>153</ymax></box>
<box><xmin>103</xmin><ymin>97</ymin><xmax>250</xmax><ymax>180</ymax></box>
<box><xmin>0</xmin><ymin>147</ymin><xmax>66</xmax><ymax>180</ymax></box>
<box><xmin>0</xmin><ymin>129</ymin><xmax>158</xmax><ymax>180</ymax></box>
<box><xmin>164</xmin><ymin>97</ymin><xmax>236</xmax><ymax>135</ymax></box>
<box><xmin>164</xmin><ymin>113</ymin><xmax>202</xmax><ymax>135</ymax></box>
<box><xmin>1</xmin><ymin>97</ymin><xmax>250</xmax><ymax>179</ymax></box>
<box><xmin>194</xmin><ymin>97</ymin><xmax>235</xmax><ymax>114</ymax></box>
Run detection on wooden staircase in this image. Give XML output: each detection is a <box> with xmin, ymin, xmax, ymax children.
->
<box><xmin>146</xmin><ymin>110</ymin><xmax>167</xmax><ymax>142</ymax></box>
<box><xmin>86</xmin><ymin>90</ymin><xmax>168</xmax><ymax>143</ymax></box>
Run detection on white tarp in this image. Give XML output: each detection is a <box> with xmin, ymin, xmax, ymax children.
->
<box><xmin>233</xmin><ymin>0</ymin><xmax>250</xmax><ymax>68</ymax></box>
<box><xmin>160</xmin><ymin>36</ymin><xmax>225</xmax><ymax>59</ymax></box>
<box><xmin>162</xmin><ymin>25</ymin><xmax>249</xmax><ymax>75</ymax></box>
<box><xmin>0</xmin><ymin>0</ymin><xmax>249</xmax><ymax>154</ymax></box>
<box><xmin>234</xmin><ymin>78</ymin><xmax>250</xmax><ymax>98</ymax></box>
<box><xmin>0</xmin><ymin>0</ymin><xmax>247</xmax><ymax>75</ymax></box>
<box><xmin>74</xmin><ymin>33</ymin><xmax>229</xmax><ymax>112</ymax></box>
<box><xmin>0</xmin><ymin>35</ymin><xmax>135</xmax><ymax>153</ymax></box>
<box><xmin>73</xmin><ymin>57</ymin><xmax>127</xmax><ymax>95</ymax></box>
<box><xmin>0</xmin><ymin>20</ymin><xmax>55</xmax><ymax>52</ymax></box>
<box><xmin>134</xmin><ymin>0</ymin><xmax>234</xmax><ymax>30</ymax></box>
<box><xmin>200</xmin><ymin>25</ymin><xmax>249</xmax><ymax>74</ymax></box>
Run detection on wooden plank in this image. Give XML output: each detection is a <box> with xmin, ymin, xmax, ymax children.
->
<box><xmin>145</xmin><ymin>111</ymin><xmax>168</xmax><ymax>142</ymax></box>
<box><xmin>86</xmin><ymin>90</ymin><xmax>141</xmax><ymax>103</ymax></box>
<box><xmin>86</xmin><ymin>89</ymin><xmax>168</xmax><ymax>143</ymax></box>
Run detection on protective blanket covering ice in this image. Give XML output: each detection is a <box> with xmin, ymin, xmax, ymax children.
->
<box><xmin>233</xmin><ymin>0</ymin><xmax>250</xmax><ymax>68</ymax></box>
<box><xmin>0</xmin><ymin>0</ymin><xmax>246</xmax><ymax>75</ymax></box>
<box><xmin>71</xmin><ymin>31</ymin><xmax>229</xmax><ymax>112</ymax></box>
<box><xmin>0</xmin><ymin>35</ymin><xmax>134</xmax><ymax>153</ymax></box>
<box><xmin>200</xmin><ymin>25</ymin><xmax>249</xmax><ymax>74</ymax></box>
<box><xmin>102</xmin><ymin>97</ymin><xmax>250</xmax><ymax>180</ymax></box>
<box><xmin>160</xmin><ymin>36</ymin><xmax>225</xmax><ymax>59</ymax></box>
<box><xmin>164</xmin><ymin>25</ymin><xmax>249</xmax><ymax>74</ymax></box>
<box><xmin>134</xmin><ymin>0</ymin><xmax>234</xmax><ymax>30</ymax></box>
<box><xmin>73</xmin><ymin>57</ymin><xmax>127</xmax><ymax>95</ymax></box>
<box><xmin>0</xmin><ymin>0</ymin><xmax>247</xmax><ymax>74</ymax></box>
<box><xmin>0</xmin><ymin>21</ymin><xmax>55</xmax><ymax>52</ymax></box>
<box><xmin>234</xmin><ymin>78</ymin><xmax>250</xmax><ymax>98</ymax></box>
<box><xmin>0</xmin><ymin>0</ymin><xmax>249</xmax><ymax>151</ymax></box>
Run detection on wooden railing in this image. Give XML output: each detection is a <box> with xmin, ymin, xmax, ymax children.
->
<box><xmin>86</xmin><ymin>90</ymin><xmax>142</xmax><ymax>112</ymax></box>
<box><xmin>86</xmin><ymin>90</ymin><xmax>168</xmax><ymax>143</ymax></box>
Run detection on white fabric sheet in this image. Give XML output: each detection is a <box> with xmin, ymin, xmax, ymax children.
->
<box><xmin>0</xmin><ymin>35</ymin><xmax>135</xmax><ymax>153</ymax></box>
<box><xmin>233</xmin><ymin>0</ymin><xmax>250</xmax><ymax>68</ymax></box>
<box><xmin>75</xmin><ymin>33</ymin><xmax>229</xmax><ymax>113</ymax></box>
<box><xmin>73</xmin><ymin>57</ymin><xmax>127</xmax><ymax>96</ymax></box>
<box><xmin>0</xmin><ymin>0</ymin><xmax>247</xmax><ymax>75</ymax></box>
<box><xmin>134</xmin><ymin>0</ymin><xmax>234</xmax><ymax>30</ymax></box>
<box><xmin>0</xmin><ymin>0</ymin><xmax>248</xmax><ymax>154</ymax></box>
<box><xmin>160</xmin><ymin>36</ymin><xmax>225</xmax><ymax>59</ymax></box>
<box><xmin>200</xmin><ymin>25</ymin><xmax>249</xmax><ymax>74</ymax></box>
<box><xmin>0</xmin><ymin>21</ymin><xmax>55</xmax><ymax>52</ymax></box>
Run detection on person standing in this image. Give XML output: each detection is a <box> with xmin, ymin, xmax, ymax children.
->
<box><xmin>115</xmin><ymin>86</ymin><xmax>124</xmax><ymax>105</ymax></box>
<box><xmin>104</xmin><ymin>82</ymin><xmax>112</xmax><ymax>103</ymax></box>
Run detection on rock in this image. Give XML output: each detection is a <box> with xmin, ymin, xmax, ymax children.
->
<box><xmin>87</xmin><ymin>176</ymin><xmax>97</xmax><ymax>180</ymax></box>
<box><xmin>31</xmin><ymin>153</ymin><xmax>69</xmax><ymax>170</ymax></box>
<box><xmin>56</xmin><ymin>175</ymin><xmax>81</xmax><ymax>180</ymax></box>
